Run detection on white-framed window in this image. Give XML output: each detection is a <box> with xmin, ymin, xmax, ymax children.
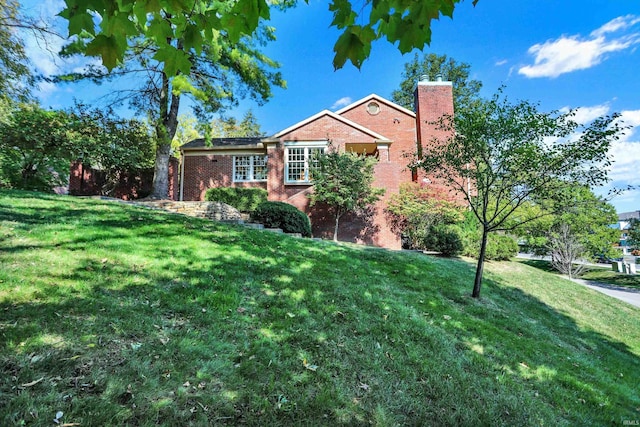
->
<box><xmin>233</xmin><ymin>155</ymin><xmax>268</xmax><ymax>182</ymax></box>
<box><xmin>285</xmin><ymin>145</ymin><xmax>325</xmax><ymax>184</ymax></box>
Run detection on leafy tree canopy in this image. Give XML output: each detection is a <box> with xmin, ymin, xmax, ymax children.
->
<box><xmin>516</xmin><ymin>185</ymin><xmax>619</xmax><ymax>260</ymax></box>
<box><xmin>0</xmin><ymin>103</ymin><xmax>73</xmax><ymax>191</ymax></box>
<box><xmin>391</xmin><ymin>53</ymin><xmax>482</xmax><ymax>112</ymax></box>
<box><xmin>58</xmin><ymin>0</ymin><xmax>477</xmax><ymax>73</ymax></box>
<box><xmin>210</xmin><ymin>110</ymin><xmax>264</xmax><ymax>138</ymax></box>
<box><xmin>0</xmin><ymin>0</ymin><xmax>33</xmax><ymax>101</ymax></box>
<box><xmin>57</xmin><ymin>1</ymin><xmax>285</xmax><ymax>199</ymax></box>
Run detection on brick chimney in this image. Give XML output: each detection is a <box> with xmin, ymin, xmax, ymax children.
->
<box><xmin>414</xmin><ymin>74</ymin><xmax>454</xmax><ymax>154</ymax></box>
<box><xmin>413</xmin><ymin>75</ymin><xmax>457</xmax><ymax>192</ymax></box>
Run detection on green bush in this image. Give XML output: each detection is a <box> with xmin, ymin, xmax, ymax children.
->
<box><xmin>485</xmin><ymin>234</ymin><xmax>518</xmax><ymax>260</ymax></box>
<box><xmin>415</xmin><ymin>225</ymin><xmax>463</xmax><ymax>257</ymax></box>
<box><xmin>251</xmin><ymin>201</ymin><xmax>312</xmax><ymax>237</ymax></box>
<box><xmin>204</xmin><ymin>187</ymin><xmax>267</xmax><ymax>213</ymax></box>
<box><xmin>458</xmin><ymin>212</ymin><xmax>517</xmax><ymax>260</ymax></box>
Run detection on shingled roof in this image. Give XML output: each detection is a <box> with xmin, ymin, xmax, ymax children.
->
<box><xmin>180</xmin><ymin>137</ymin><xmax>264</xmax><ymax>149</ymax></box>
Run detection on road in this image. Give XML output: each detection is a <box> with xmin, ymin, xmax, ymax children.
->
<box><xmin>517</xmin><ymin>253</ymin><xmax>639</xmax><ymax>309</ymax></box>
<box><xmin>570</xmin><ymin>278</ymin><xmax>640</xmax><ymax>308</ymax></box>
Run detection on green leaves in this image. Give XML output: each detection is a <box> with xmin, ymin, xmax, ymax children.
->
<box><xmin>85</xmin><ymin>35</ymin><xmax>123</xmax><ymax>70</ymax></box>
<box><xmin>330</xmin><ymin>0</ymin><xmax>467</xmax><ymax>69</ymax></box>
<box><xmin>332</xmin><ymin>25</ymin><xmax>375</xmax><ymax>70</ymax></box>
<box><xmin>58</xmin><ymin>0</ymin><xmax>472</xmax><ymax>74</ymax></box>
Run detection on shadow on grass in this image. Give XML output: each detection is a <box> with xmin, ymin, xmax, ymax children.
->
<box><xmin>1</xmin><ymin>191</ymin><xmax>639</xmax><ymax>425</ymax></box>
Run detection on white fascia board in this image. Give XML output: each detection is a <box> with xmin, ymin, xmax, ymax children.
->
<box><xmin>334</xmin><ymin>93</ymin><xmax>416</xmax><ymax>118</ymax></box>
<box><xmin>274</xmin><ymin>109</ymin><xmax>392</xmax><ymax>142</ymax></box>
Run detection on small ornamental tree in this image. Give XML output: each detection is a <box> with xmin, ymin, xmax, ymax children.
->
<box><xmin>414</xmin><ymin>89</ymin><xmax>624</xmax><ymax>298</ymax></box>
<box><xmin>385</xmin><ymin>182</ymin><xmax>464</xmax><ymax>251</ymax></box>
<box><xmin>548</xmin><ymin>224</ymin><xmax>587</xmax><ymax>279</ymax></box>
<box><xmin>310</xmin><ymin>145</ymin><xmax>384</xmax><ymax>242</ymax></box>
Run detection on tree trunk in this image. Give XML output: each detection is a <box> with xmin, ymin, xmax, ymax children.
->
<box><xmin>150</xmin><ymin>142</ymin><xmax>171</xmax><ymax>199</ymax></box>
<box><xmin>149</xmin><ymin>70</ymin><xmax>180</xmax><ymax>199</ymax></box>
<box><xmin>333</xmin><ymin>212</ymin><xmax>340</xmax><ymax>242</ymax></box>
<box><xmin>472</xmin><ymin>227</ymin><xmax>489</xmax><ymax>298</ymax></box>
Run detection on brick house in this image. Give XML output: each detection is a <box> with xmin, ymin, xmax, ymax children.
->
<box><xmin>179</xmin><ymin>78</ymin><xmax>454</xmax><ymax>249</ymax></box>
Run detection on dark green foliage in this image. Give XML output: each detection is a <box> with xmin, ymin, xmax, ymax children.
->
<box><xmin>485</xmin><ymin>234</ymin><xmax>518</xmax><ymax>261</ymax></box>
<box><xmin>458</xmin><ymin>212</ymin><xmax>517</xmax><ymax>260</ymax></box>
<box><xmin>420</xmin><ymin>225</ymin><xmax>463</xmax><ymax>257</ymax></box>
<box><xmin>0</xmin><ymin>104</ymin><xmax>73</xmax><ymax>191</ymax></box>
<box><xmin>204</xmin><ymin>187</ymin><xmax>268</xmax><ymax>213</ymax></box>
<box><xmin>628</xmin><ymin>218</ymin><xmax>640</xmax><ymax>249</ymax></box>
<box><xmin>251</xmin><ymin>201</ymin><xmax>312</xmax><ymax>237</ymax></box>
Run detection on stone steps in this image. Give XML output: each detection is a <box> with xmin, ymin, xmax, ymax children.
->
<box><xmin>133</xmin><ymin>200</ymin><xmax>303</xmax><ymax>239</ymax></box>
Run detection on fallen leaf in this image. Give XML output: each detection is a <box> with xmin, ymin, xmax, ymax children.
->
<box><xmin>237</xmin><ymin>307</ymin><xmax>246</xmax><ymax>314</ymax></box>
<box><xmin>358</xmin><ymin>382</ymin><xmax>369</xmax><ymax>390</ymax></box>
<box><xmin>21</xmin><ymin>377</ymin><xmax>44</xmax><ymax>388</ymax></box>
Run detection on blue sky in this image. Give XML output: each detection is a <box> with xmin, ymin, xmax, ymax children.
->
<box><xmin>22</xmin><ymin>0</ymin><xmax>640</xmax><ymax>214</ymax></box>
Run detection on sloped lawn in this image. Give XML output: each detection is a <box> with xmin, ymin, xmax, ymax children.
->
<box><xmin>1</xmin><ymin>190</ymin><xmax>638</xmax><ymax>426</ymax></box>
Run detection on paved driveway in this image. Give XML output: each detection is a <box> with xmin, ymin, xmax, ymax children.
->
<box><xmin>570</xmin><ymin>278</ymin><xmax>640</xmax><ymax>308</ymax></box>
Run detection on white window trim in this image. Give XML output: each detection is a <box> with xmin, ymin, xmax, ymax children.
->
<box><xmin>233</xmin><ymin>155</ymin><xmax>268</xmax><ymax>182</ymax></box>
<box><xmin>284</xmin><ymin>143</ymin><xmax>326</xmax><ymax>184</ymax></box>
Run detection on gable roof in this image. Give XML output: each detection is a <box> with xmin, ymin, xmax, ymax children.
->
<box><xmin>334</xmin><ymin>93</ymin><xmax>416</xmax><ymax>118</ymax></box>
<box><xmin>180</xmin><ymin>137</ymin><xmax>265</xmax><ymax>150</ymax></box>
<box><xmin>273</xmin><ymin>109</ymin><xmax>392</xmax><ymax>142</ymax></box>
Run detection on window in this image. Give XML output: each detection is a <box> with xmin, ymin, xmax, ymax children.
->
<box><xmin>233</xmin><ymin>155</ymin><xmax>268</xmax><ymax>182</ymax></box>
<box><xmin>285</xmin><ymin>146</ymin><xmax>324</xmax><ymax>183</ymax></box>
<box><xmin>366</xmin><ymin>101</ymin><xmax>380</xmax><ymax>115</ymax></box>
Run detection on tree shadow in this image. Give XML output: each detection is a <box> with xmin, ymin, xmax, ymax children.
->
<box><xmin>1</xmin><ymin>193</ymin><xmax>639</xmax><ymax>425</ymax></box>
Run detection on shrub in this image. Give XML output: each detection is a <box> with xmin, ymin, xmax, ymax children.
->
<box><xmin>205</xmin><ymin>187</ymin><xmax>267</xmax><ymax>213</ymax></box>
<box><xmin>458</xmin><ymin>212</ymin><xmax>517</xmax><ymax>260</ymax></box>
<box><xmin>251</xmin><ymin>201</ymin><xmax>312</xmax><ymax>237</ymax></box>
<box><xmin>484</xmin><ymin>234</ymin><xmax>518</xmax><ymax>261</ymax></box>
<box><xmin>413</xmin><ymin>225</ymin><xmax>463</xmax><ymax>257</ymax></box>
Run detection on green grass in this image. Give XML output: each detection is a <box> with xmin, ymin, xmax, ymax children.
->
<box><xmin>519</xmin><ymin>259</ymin><xmax>640</xmax><ymax>290</ymax></box>
<box><xmin>1</xmin><ymin>189</ymin><xmax>639</xmax><ymax>426</ymax></box>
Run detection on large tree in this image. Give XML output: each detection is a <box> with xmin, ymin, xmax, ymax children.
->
<box><xmin>310</xmin><ymin>145</ymin><xmax>384</xmax><ymax>242</ymax></box>
<box><xmin>516</xmin><ymin>185</ymin><xmax>619</xmax><ymax>260</ymax></box>
<box><xmin>0</xmin><ymin>103</ymin><xmax>73</xmax><ymax>191</ymax></box>
<box><xmin>391</xmin><ymin>53</ymin><xmax>482</xmax><ymax>112</ymax></box>
<box><xmin>0</xmin><ymin>0</ymin><xmax>33</xmax><ymax>101</ymax></box>
<box><xmin>414</xmin><ymin>90</ymin><xmax>624</xmax><ymax>298</ymax></box>
<box><xmin>59</xmin><ymin>7</ymin><xmax>285</xmax><ymax>199</ymax></box>
<box><xmin>58</xmin><ymin>0</ymin><xmax>478</xmax><ymax>73</ymax></box>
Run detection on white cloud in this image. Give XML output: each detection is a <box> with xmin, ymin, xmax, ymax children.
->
<box><xmin>518</xmin><ymin>15</ymin><xmax>640</xmax><ymax>78</ymax></box>
<box><xmin>609</xmin><ymin>109</ymin><xmax>640</xmax><ymax>184</ymax></box>
<box><xmin>559</xmin><ymin>103</ymin><xmax>611</xmax><ymax>125</ymax></box>
<box><xmin>330</xmin><ymin>97</ymin><xmax>352</xmax><ymax>110</ymax></box>
<box><xmin>591</xmin><ymin>15</ymin><xmax>640</xmax><ymax>37</ymax></box>
<box><xmin>495</xmin><ymin>59</ymin><xmax>508</xmax><ymax>66</ymax></box>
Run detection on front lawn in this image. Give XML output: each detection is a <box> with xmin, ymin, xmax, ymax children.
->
<box><xmin>1</xmin><ymin>190</ymin><xmax>639</xmax><ymax>426</ymax></box>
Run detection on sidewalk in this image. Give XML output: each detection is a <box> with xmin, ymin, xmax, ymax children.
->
<box><xmin>569</xmin><ymin>278</ymin><xmax>640</xmax><ymax>308</ymax></box>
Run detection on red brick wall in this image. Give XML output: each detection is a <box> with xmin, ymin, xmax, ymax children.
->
<box><xmin>181</xmin><ymin>154</ymin><xmax>267</xmax><ymax>201</ymax></box>
<box><xmin>339</xmin><ymin>100</ymin><xmax>417</xmax><ymax>182</ymax></box>
<box><xmin>279</xmin><ymin>114</ymin><xmax>380</xmax><ymax>148</ymax></box>
<box><xmin>69</xmin><ymin>158</ymin><xmax>178</xmax><ymax>200</ymax></box>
